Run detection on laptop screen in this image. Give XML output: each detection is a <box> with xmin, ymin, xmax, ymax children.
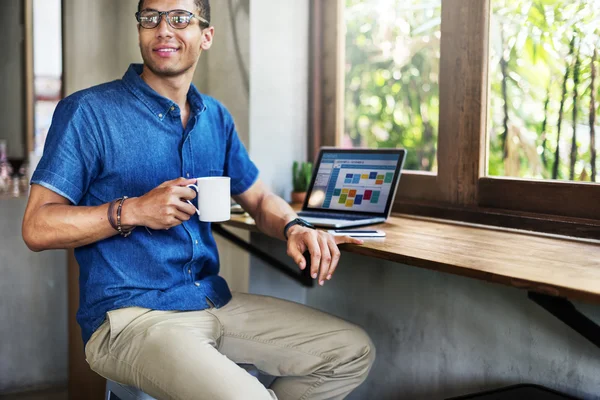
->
<box><xmin>305</xmin><ymin>149</ymin><xmax>405</xmax><ymax>216</ymax></box>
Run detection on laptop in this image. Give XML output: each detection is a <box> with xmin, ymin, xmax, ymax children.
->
<box><xmin>298</xmin><ymin>148</ymin><xmax>407</xmax><ymax>228</ymax></box>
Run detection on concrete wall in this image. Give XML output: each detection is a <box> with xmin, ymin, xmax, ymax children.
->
<box><xmin>0</xmin><ymin>198</ymin><xmax>68</xmax><ymax>394</ymax></box>
<box><xmin>0</xmin><ymin>0</ymin><xmax>25</xmax><ymax>159</ymax></box>
<box><xmin>309</xmin><ymin>254</ymin><xmax>600</xmax><ymax>399</ymax></box>
<box><xmin>249</xmin><ymin>236</ymin><xmax>600</xmax><ymax>400</ymax></box>
<box><xmin>63</xmin><ymin>0</ymin><xmax>140</xmax><ymax>96</ymax></box>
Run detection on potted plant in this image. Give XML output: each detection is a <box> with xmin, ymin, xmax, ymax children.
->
<box><xmin>291</xmin><ymin>161</ymin><xmax>312</xmax><ymax>204</ymax></box>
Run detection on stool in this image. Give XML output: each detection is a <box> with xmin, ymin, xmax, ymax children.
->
<box><xmin>105</xmin><ymin>364</ymin><xmax>261</xmax><ymax>400</ymax></box>
<box><xmin>446</xmin><ymin>384</ymin><xmax>580</xmax><ymax>400</ymax></box>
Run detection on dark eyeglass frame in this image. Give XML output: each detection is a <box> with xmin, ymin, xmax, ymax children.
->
<box><xmin>135</xmin><ymin>9</ymin><xmax>210</xmax><ymax>30</ymax></box>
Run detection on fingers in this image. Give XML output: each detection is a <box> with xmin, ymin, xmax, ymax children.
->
<box><xmin>158</xmin><ymin>177</ymin><xmax>196</xmax><ymax>189</ymax></box>
<box><xmin>286</xmin><ymin>241</ymin><xmax>307</xmax><ymax>270</ymax></box>
<box><xmin>316</xmin><ymin>235</ymin><xmax>332</xmax><ymax>286</ymax></box>
<box><xmin>176</xmin><ymin>201</ymin><xmax>198</xmax><ymax>216</ymax></box>
<box><xmin>305</xmin><ymin>233</ymin><xmax>322</xmax><ymax>281</ymax></box>
<box><xmin>173</xmin><ymin>209</ymin><xmax>193</xmax><ymax>222</ymax></box>
<box><xmin>173</xmin><ymin>177</ymin><xmax>198</xmax><ymax>187</ymax></box>
<box><xmin>334</xmin><ymin>235</ymin><xmax>364</xmax><ymax>246</ymax></box>
<box><xmin>167</xmin><ymin>185</ymin><xmax>197</xmax><ymax>201</ymax></box>
<box><xmin>287</xmin><ymin>230</ymin><xmax>364</xmax><ymax>286</ymax></box>
<box><xmin>324</xmin><ymin>236</ymin><xmax>341</xmax><ymax>282</ymax></box>
<box><xmin>177</xmin><ymin>187</ymin><xmax>198</xmax><ymax>201</ymax></box>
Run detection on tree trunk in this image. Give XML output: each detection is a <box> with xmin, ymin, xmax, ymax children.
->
<box><xmin>591</xmin><ymin>47</ymin><xmax>598</xmax><ymax>182</ymax></box>
<box><xmin>570</xmin><ymin>41</ymin><xmax>581</xmax><ymax>181</ymax></box>
<box><xmin>541</xmin><ymin>87</ymin><xmax>551</xmax><ymax>168</ymax></box>
<box><xmin>590</xmin><ymin>47</ymin><xmax>598</xmax><ymax>182</ymax></box>
<box><xmin>553</xmin><ymin>36</ymin><xmax>575</xmax><ymax>180</ymax></box>
<box><xmin>500</xmin><ymin>30</ymin><xmax>510</xmax><ymax>160</ymax></box>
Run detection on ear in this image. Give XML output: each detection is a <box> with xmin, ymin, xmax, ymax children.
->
<box><xmin>200</xmin><ymin>26</ymin><xmax>215</xmax><ymax>51</ymax></box>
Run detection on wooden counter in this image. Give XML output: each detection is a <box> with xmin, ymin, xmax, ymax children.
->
<box><xmin>221</xmin><ymin>212</ymin><xmax>600</xmax><ymax>304</ymax></box>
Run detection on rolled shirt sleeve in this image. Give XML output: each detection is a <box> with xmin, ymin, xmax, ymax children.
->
<box><xmin>31</xmin><ymin>98</ymin><xmax>102</xmax><ymax>205</ymax></box>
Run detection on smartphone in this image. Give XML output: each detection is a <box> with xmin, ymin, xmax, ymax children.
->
<box><xmin>327</xmin><ymin>229</ymin><xmax>386</xmax><ymax>238</ymax></box>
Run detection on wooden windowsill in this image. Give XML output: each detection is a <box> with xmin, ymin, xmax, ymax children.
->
<box><xmin>221</xmin><ymin>210</ymin><xmax>600</xmax><ymax>304</ymax></box>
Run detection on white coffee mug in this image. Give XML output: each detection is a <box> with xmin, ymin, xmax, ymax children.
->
<box><xmin>186</xmin><ymin>177</ymin><xmax>231</xmax><ymax>222</ymax></box>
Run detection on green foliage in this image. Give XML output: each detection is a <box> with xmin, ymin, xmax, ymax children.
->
<box><xmin>345</xmin><ymin>0</ymin><xmax>441</xmax><ymax>172</ymax></box>
<box><xmin>488</xmin><ymin>0</ymin><xmax>600</xmax><ymax>182</ymax></box>
<box><xmin>292</xmin><ymin>161</ymin><xmax>313</xmax><ymax>192</ymax></box>
<box><xmin>344</xmin><ymin>0</ymin><xmax>600</xmax><ymax>182</ymax></box>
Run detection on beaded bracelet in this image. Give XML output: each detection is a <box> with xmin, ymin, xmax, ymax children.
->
<box><xmin>116</xmin><ymin>196</ymin><xmax>134</xmax><ymax>237</ymax></box>
<box><xmin>107</xmin><ymin>199</ymin><xmax>119</xmax><ymax>231</ymax></box>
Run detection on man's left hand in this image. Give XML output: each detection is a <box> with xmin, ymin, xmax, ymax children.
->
<box><xmin>286</xmin><ymin>227</ymin><xmax>363</xmax><ymax>286</ymax></box>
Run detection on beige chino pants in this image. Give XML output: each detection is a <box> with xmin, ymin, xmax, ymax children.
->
<box><xmin>85</xmin><ymin>292</ymin><xmax>375</xmax><ymax>400</ymax></box>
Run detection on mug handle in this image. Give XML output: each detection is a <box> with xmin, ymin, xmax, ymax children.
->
<box><xmin>186</xmin><ymin>184</ymin><xmax>200</xmax><ymax>216</ymax></box>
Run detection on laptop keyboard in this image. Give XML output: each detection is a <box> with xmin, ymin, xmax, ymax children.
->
<box><xmin>298</xmin><ymin>211</ymin><xmax>368</xmax><ymax>221</ymax></box>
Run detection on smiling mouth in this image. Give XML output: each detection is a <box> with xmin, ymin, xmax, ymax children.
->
<box><xmin>152</xmin><ymin>47</ymin><xmax>179</xmax><ymax>57</ymax></box>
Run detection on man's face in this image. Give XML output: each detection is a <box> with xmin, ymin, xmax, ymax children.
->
<box><xmin>138</xmin><ymin>0</ymin><xmax>212</xmax><ymax>77</ymax></box>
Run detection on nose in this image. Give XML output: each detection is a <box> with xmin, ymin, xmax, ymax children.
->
<box><xmin>155</xmin><ymin>14</ymin><xmax>173</xmax><ymax>39</ymax></box>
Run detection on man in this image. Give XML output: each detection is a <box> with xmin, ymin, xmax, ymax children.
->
<box><xmin>22</xmin><ymin>0</ymin><xmax>375</xmax><ymax>399</ymax></box>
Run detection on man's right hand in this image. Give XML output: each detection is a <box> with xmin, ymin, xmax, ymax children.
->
<box><xmin>124</xmin><ymin>177</ymin><xmax>198</xmax><ymax>230</ymax></box>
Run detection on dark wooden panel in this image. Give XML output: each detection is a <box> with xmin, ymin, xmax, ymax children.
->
<box><xmin>24</xmin><ymin>0</ymin><xmax>34</xmax><ymax>155</ymax></box>
<box><xmin>308</xmin><ymin>0</ymin><xmax>323</xmax><ymax>162</ymax></box>
<box><xmin>394</xmin><ymin>199</ymin><xmax>600</xmax><ymax>240</ymax></box>
<box><xmin>438</xmin><ymin>0</ymin><xmax>490</xmax><ymax>205</ymax></box>
<box><xmin>318</xmin><ymin>0</ymin><xmax>343</xmax><ymax>154</ymax></box>
<box><xmin>394</xmin><ymin>172</ymin><xmax>440</xmax><ymax>202</ymax></box>
<box><xmin>479</xmin><ymin>177</ymin><xmax>600</xmax><ymax>221</ymax></box>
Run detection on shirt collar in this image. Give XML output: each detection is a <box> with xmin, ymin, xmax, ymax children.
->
<box><xmin>121</xmin><ymin>64</ymin><xmax>206</xmax><ymax>121</ymax></box>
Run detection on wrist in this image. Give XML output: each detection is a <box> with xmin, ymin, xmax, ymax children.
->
<box><xmin>119</xmin><ymin>197</ymin><xmax>138</xmax><ymax>228</ymax></box>
<box><xmin>283</xmin><ymin>217</ymin><xmax>316</xmax><ymax>240</ymax></box>
<box><xmin>286</xmin><ymin>224</ymin><xmax>304</xmax><ymax>238</ymax></box>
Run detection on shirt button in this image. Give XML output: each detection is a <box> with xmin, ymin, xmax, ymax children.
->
<box><xmin>188</xmin><ymin>268</ymin><xmax>192</xmax><ymax>274</ymax></box>
<box><xmin>186</xmin><ymin>173</ymin><xmax>190</xmax><ymax>178</ymax></box>
<box><xmin>195</xmin><ymin>240</ymin><xmax>199</xmax><ymax>245</ymax></box>
<box><xmin>158</xmin><ymin>113</ymin><xmax>163</xmax><ymax>118</ymax></box>
<box><xmin>171</xmin><ymin>106</ymin><xmax>175</xmax><ymax>111</ymax></box>
<box><xmin>194</xmin><ymin>282</ymin><xmax>200</xmax><ymax>287</ymax></box>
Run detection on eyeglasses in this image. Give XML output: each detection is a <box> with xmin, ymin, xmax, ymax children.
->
<box><xmin>135</xmin><ymin>9</ymin><xmax>209</xmax><ymax>30</ymax></box>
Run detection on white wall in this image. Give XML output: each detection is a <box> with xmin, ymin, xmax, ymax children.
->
<box><xmin>249</xmin><ymin>0</ymin><xmax>309</xmax><ymax>200</ymax></box>
<box><xmin>33</xmin><ymin>0</ymin><xmax>62</xmax><ymax>78</ymax></box>
<box><xmin>247</xmin><ymin>0</ymin><xmax>311</xmax><ymax>303</ymax></box>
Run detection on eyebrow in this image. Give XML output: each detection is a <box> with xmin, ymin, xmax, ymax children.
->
<box><xmin>140</xmin><ymin>8</ymin><xmax>194</xmax><ymax>13</ymax></box>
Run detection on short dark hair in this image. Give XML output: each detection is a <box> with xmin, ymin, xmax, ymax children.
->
<box><xmin>137</xmin><ymin>0</ymin><xmax>211</xmax><ymax>24</ymax></box>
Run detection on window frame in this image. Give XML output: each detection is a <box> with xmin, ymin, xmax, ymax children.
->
<box><xmin>309</xmin><ymin>0</ymin><xmax>600</xmax><ymax>239</ymax></box>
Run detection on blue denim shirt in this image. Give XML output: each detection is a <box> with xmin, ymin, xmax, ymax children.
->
<box><xmin>32</xmin><ymin>64</ymin><xmax>259</xmax><ymax>345</ymax></box>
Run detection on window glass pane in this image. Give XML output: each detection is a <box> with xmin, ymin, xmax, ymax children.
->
<box><xmin>344</xmin><ymin>0</ymin><xmax>441</xmax><ymax>172</ymax></box>
<box><xmin>488</xmin><ymin>0</ymin><xmax>600</xmax><ymax>183</ymax></box>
